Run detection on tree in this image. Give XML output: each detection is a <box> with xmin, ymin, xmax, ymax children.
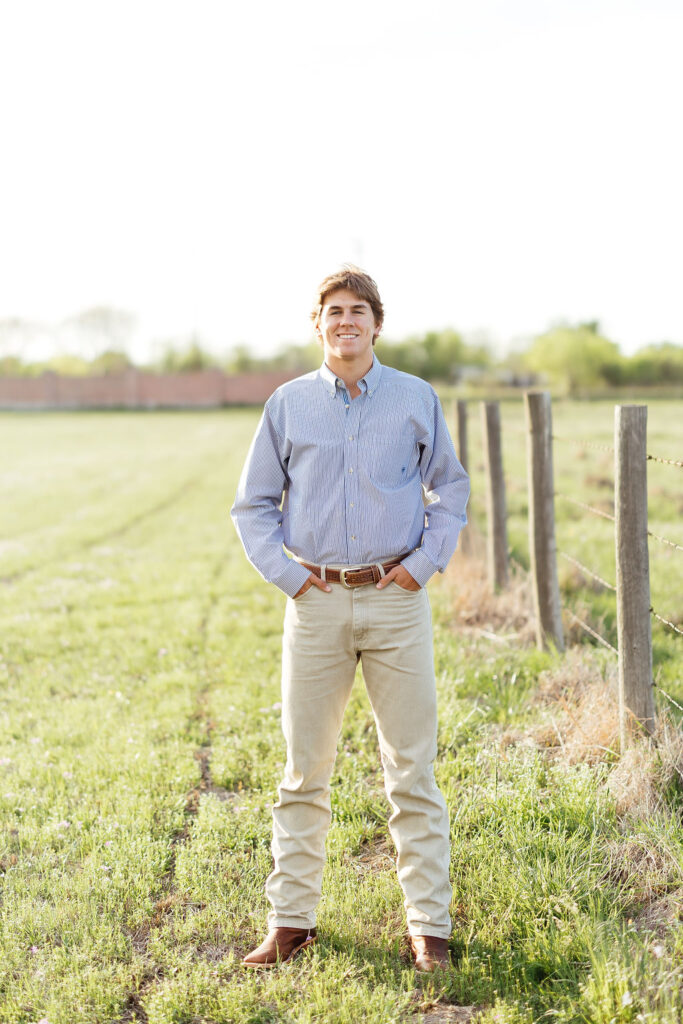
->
<box><xmin>523</xmin><ymin>324</ymin><xmax>622</xmax><ymax>394</ymax></box>
<box><xmin>157</xmin><ymin>335</ymin><xmax>218</xmax><ymax>373</ymax></box>
<box><xmin>622</xmin><ymin>342</ymin><xmax>683</xmax><ymax>386</ymax></box>
<box><xmin>89</xmin><ymin>349</ymin><xmax>133</xmax><ymax>375</ymax></box>
<box><xmin>377</xmin><ymin>328</ymin><xmax>490</xmax><ymax>381</ymax></box>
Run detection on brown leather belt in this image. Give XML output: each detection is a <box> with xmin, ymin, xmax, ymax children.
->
<box><xmin>300</xmin><ymin>558</ymin><xmax>403</xmax><ymax>588</ymax></box>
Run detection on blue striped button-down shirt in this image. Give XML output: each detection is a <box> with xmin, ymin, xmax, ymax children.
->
<box><xmin>231</xmin><ymin>356</ymin><xmax>470</xmax><ymax>598</ymax></box>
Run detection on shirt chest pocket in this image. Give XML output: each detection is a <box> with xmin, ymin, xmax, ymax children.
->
<box><xmin>362</xmin><ymin>435</ymin><xmax>418</xmax><ymax>489</ymax></box>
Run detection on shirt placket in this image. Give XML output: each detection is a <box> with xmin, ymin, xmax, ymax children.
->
<box><xmin>339</xmin><ymin>384</ymin><xmax>362</xmax><ymax>563</ymax></box>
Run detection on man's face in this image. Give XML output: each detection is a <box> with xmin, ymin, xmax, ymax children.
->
<box><xmin>316</xmin><ymin>288</ymin><xmax>379</xmax><ymax>365</ymax></box>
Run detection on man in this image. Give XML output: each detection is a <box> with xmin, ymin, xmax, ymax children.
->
<box><xmin>231</xmin><ymin>266</ymin><xmax>469</xmax><ymax>972</ymax></box>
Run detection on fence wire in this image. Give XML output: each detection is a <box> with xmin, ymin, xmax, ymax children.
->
<box><xmin>555</xmin><ymin>493</ymin><xmax>616</xmax><ymax>522</ymax></box>
<box><xmin>552</xmin><ymin>433</ymin><xmax>682</xmax><ymax>468</ymax></box>
<box><xmin>653</xmin><ymin>683</ymin><xmax>683</xmax><ymax>715</ymax></box>
<box><xmin>647</xmin><ymin>453</ymin><xmax>683</xmax><ymax>468</ymax></box>
<box><xmin>650</xmin><ymin>607</ymin><xmax>683</xmax><ymax>637</ymax></box>
<box><xmin>556</xmin><ymin>494</ymin><xmax>682</xmax><ymax>554</ymax></box>
<box><xmin>558</xmin><ymin>551</ymin><xmax>617</xmax><ymax>592</ymax></box>
<box><xmin>552</xmin><ymin>434</ymin><xmax>615</xmax><ymax>454</ymax></box>
<box><xmin>567</xmin><ymin>610</ymin><xmax>618</xmax><ymax>654</ymax></box>
<box><xmin>648</xmin><ymin>528</ymin><xmax>683</xmax><ymax>553</ymax></box>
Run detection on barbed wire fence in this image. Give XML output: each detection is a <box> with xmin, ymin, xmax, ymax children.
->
<box><xmin>454</xmin><ymin>395</ymin><xmax>682</xmax><ymax>748</ymax></box>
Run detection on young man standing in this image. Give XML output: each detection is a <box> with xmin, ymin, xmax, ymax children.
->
<box><xmin>231</xmin><ymin>266</ymin><xmax>469</xmax><ymax>972</ymax></box>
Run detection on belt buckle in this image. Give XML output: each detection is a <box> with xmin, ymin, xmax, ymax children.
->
<box><xmin>340</xmin><ymin>565</ymin><xmax>366</xmax><ymax>589</ymax></box>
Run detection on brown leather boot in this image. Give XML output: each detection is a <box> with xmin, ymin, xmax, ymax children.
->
<box><xmin>242</xmin><ymin>927</ymin><xmax>317</xmax><ymax>968</ymax></box>
<box><xmin>409</xmin><ymin>934</ymin><xmax>451</xmax><ymax>973</ymax></box>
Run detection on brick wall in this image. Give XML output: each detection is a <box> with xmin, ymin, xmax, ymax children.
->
<box><xmin>0</xmin><ymin>368</ymin><xmax>301</xmax><ymax>409</ymax></box>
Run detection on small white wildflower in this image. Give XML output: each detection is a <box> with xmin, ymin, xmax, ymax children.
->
<box><xmin>621</xmin><ymin>991</ymin><xmax>633</xmax><ymax>1007</ymax></box>
<box><xmin>652</xmin><ymin>944</ymin><xmax>664</xmax><ymax>959</ymax></box>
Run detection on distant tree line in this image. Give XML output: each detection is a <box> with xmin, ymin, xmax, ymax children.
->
<box><xmin>0</xmin><ymin>308</ymin><xmax>681</xmax><ymax>393</ymax></box>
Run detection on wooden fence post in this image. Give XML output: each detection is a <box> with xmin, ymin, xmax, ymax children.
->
<box><xmin>481</xmin><ymin>401</ymin><xmax>508</xmax><ymax>589</ymax></box>
<box><xmin>525</xmin><ymin>392</ymin><xmax>564</xmax><ymax>652</ymax></box>
<box><xmin>615</xmin><ymin>405</ymin><xmax>655</xmax><ymax>742</ymax></box>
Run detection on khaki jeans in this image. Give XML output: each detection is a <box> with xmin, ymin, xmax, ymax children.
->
<box><xmin>267</xmin><ymin>579</ymin><xmax>451</xmax><ymax>939</ymax></box>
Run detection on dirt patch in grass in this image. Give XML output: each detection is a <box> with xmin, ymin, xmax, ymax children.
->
<box><xmin>419</xmin><ymin>1008</ymin><xmax>480</xmax><ymax>1023</ymax></box>
<box><xmin>411</xmin><ymin>991</ymin><xmax>482</xmax><ymax>1023</ymax></box>
<box><xmin>347</xmin><ymin>835</ymin><xmax>396</xmax><ymax>876</ymax></box>
<box><xmin>633</xmin><ymin>889</ymin><xmax>683</xmax><ymax>941</ymax></box>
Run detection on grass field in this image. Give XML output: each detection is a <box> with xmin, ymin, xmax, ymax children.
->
<box><xmin>1</xmin><ymin>405</ymin><xmax>682</xmax><ymax>1024</ymax></box>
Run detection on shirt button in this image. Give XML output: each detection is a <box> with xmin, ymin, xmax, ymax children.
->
<box><xmin>350</xmin><ymin>502</ymin><xmax>354</xmax><ymax>508</ymax></box>
<box><xmin>345</xmin><ymin>403</ymin><xmax>350</xmax><ymax>409</ymax></box>
<box><xmin>349</xmin><ymin>467</ymin><xmax>353</xmax><ymax>473</ymax></box>
<box><xmin>348</xmin><ymin>435</ymin><xmax>354</xmax><ymax>440</ymax></box>
<box><xmin>351</xmin><ymin>535</ymin><xmax>356</xmax><ymax>540</ymax></box>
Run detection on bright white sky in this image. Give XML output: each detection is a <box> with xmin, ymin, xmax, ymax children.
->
<box><xmin>1</xmin><ymin>0</ymin><xmax>681</xmax><ymax>362</ymax></box>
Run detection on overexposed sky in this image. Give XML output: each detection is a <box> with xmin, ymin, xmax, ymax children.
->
<box><xmin>1</xmin><ymin>0</ymin><xmax>681</xmax><ymax>362</ymax></box>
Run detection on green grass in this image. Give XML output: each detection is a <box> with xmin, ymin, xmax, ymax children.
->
<box><xmin>1</xmin><ymin>408</ymin><xmax>681</xmax><ymax>1023</ymax></box>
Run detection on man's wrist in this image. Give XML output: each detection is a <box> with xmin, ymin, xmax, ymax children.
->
<box><xmin>400</xmin><ymin>549</ymin><xmax>438</xmax><ymax>588</ymax></box>
<box><xmin>274</xmin><ymin>559</ymin><xmax>313</xmax><ymax>598</ymax></box>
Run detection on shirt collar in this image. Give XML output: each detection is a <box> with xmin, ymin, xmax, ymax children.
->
<box><xmin>319</xmin><ymin>355</ymin><xmax>383</xmax><ymax>397</ymax></box>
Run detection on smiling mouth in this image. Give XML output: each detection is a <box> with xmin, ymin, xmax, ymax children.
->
<box><xmin>337</xmin><ymin>334</ymin><xmax>359</xmax><ymax>339</ymax></box>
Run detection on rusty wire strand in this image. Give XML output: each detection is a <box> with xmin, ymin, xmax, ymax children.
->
<box><xmin>555</xmin><ymin>493</ymin><xmax>616</xmax><ymax>522</ymax></box>
<box><xmin>552</xmin><ymin>434</ymin><xmax>615</xmax><ymax>454</ymax></box>
<box><xmin>647</xmin><ymin>453</ymin><xmax>683</xmax><ymax>468</ymax></box>
<box><xmin>567</xmin><ymin>610</ymin><xmax>618</xmax><ymax>654</ymax></box>
<box><xmin>647</xmin><ymin>529</ymin><xmax>683</xmax><ymax>553</ymax></box>
<box><xmin>653</xmin><ymin>683</ymin><xmax>683</xmax><ymax>715</ymax></box>
<box><xmin>650</xmin><ymin>607</ymin><xmax>683</xmax><ymax>637</ymax></box>
<box><xmin>558</xmin><ymin>551</ymin><xmax>617</xmax><ymax>592</ymax></box>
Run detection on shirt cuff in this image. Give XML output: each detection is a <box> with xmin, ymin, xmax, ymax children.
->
<box><xmin>400</xmin><ymin>548</ymin><xmax>439</xmax><ymax>588</ymax></box>
<box><xmin>273</xmin><ymin>558</ymin><xmax>313</xmax><ymax>598</ymax></box>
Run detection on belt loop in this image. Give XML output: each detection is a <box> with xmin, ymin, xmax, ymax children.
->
<box><xmin>320</xmin><ymin>565</ymin><xmax>327</xmax><ymax>582</ymax></box>
<box><xmin>377</xmin><ymin>563</ymin><xmax>386</xmax><ymax>578</ymax></box>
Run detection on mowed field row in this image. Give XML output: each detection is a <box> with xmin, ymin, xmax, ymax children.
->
<box><xmin>1</xmin><ymin>408</ymin><xmax>682</xmax><ymax>1024</ymax></box>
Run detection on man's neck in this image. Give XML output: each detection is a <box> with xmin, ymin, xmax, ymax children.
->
<box><xmin>324</xmin><ymin>355</ymin><xmax>374</xmax><ymax>399</ymax></box>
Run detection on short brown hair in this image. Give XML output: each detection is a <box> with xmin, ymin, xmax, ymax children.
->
<box><xmin>310</xmin><ymin>264</ymin><xmax>384</xmax><ymax>333</ymax></box>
